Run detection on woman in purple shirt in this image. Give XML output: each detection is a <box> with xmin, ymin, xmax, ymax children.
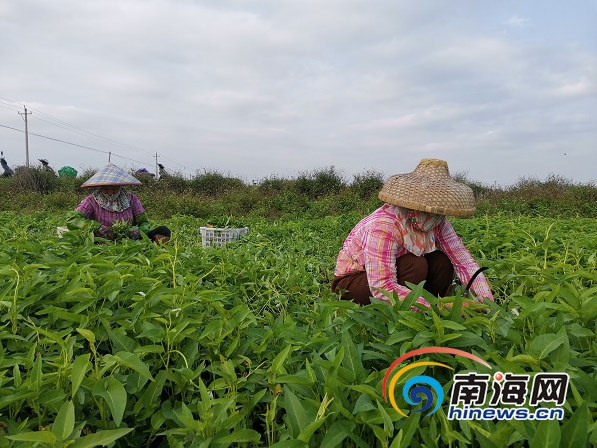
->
<box><xmin>68</xmin><ymin>163</ymin><xmax>170</xmax><ymax>244</ymax></box>
<box><xmin>332</xmin><ymin>159</ymin><xmax>493</xmax><ymax>308</ymax></box>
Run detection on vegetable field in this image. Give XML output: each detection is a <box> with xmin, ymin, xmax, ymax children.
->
<box><xmin>0</xmin><ymin>211</ymin><xmax>596</xmax><ymax>447</ymax></box>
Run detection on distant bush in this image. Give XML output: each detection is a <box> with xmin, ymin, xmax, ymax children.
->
<box><xmin>190</xmin><ymin>170</ymin><xmax>245</xmax><ymax>196</ymax></box>
<box><xmin>452</xmin><ymin>170</ymin><xmax>493</xmax><ymax>199</ymax></box>
<box><xmin>295</xmin><ymin>166</ymin><xmax>345</xmax><ymax>199</ymax></box>
<box><xmin>55</xmin><ymin>175</ymin><xmax>88</xmax><ymax>192</ymax></box>
<box><xmin>11</xmin><ymin>166</ymin><xmax>58</xmax><ymax>194</ymax></box>
<box><xmin>134</xmin><ymin>172</ymin><xmax>156</xmax><ymax>185</ymax></box>
<box><xmin>78</xmin><ymin>168</ymin><xmax>97</xmax><ymax>185</ymax></box>
<box><xmin>350</xmin><ymin>169</ymin><xmax>385</xmax><ymax>199</ymax></box>
<box><xmin>44</xmin><ymin>190</ymin><xmax>81</xmax><ymax>210</ymax></box>
<box><xmin>0</xmin><ymin>166</ymin><xmax>596</xmax><ymax>219</ymax></box>
<box><xmin>158</xmin><ymin>172</ymin><xmax>189</xmax><ymax>194</ymax></box>
<box><xmin>508</xmin><ymin>174</ymin><xmax>573</xmax><ymax>199</ymax></box>
<box><xmin>258</xmin><ymin>176</ymin><xmax>294</xmax><ymax>196</ymax></box>
<box><xmin>571</xmin><ymin>184</ymin><xmax>597</xmax><ymax>203</ymax></box>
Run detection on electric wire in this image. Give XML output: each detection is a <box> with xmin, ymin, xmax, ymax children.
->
<box><xmin>28</xmin><ymin>109</ymin><xmax>157</xmax><ymax>157</ymax></box>
<box><xmin>29</xmin><ymin>114</ymin><xmax>155</xmax><ymax>156</ymax></box>
<box><xmin>0</xmin><ymin>102</ymin><xmax>22</xmax><ymax>113</ymax></box>
<box><xmin>0</xmin><ymin>96</ymin><xmax>191</xmax><ymax>172</ymax></box>
<box><xmin>0</xmin><ymin>123</ymin><xmax>152</xmax><ymax>166</ymax></box>
<box><xmin>158</xmin><ymin>155</ymin><xmax>188</xmax><ymax>170</ymax></box>
<box><xmin>1</xmin><ymin>96</ymin><xmax>156</xmax><ymax>157</ymax></box>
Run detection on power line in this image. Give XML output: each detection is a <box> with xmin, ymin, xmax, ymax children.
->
<box><xmin>28</xmin><ymin>114</ymin><xmax>155</xmax><ymax>156</ymax></box>
<box><xmin>0</xmin><ymin>102</ymin><xmax>22</xmax><ymax>113</ymax></box>
<box><xmin>28</xmin><ymin>108</ymin><xmax>157</xmax><ymax>157</ymax></box>
<box><xmin>0</xmin><ymin>123</ymin><xmax>153</xmax><ymax>166</ymax></box>
<box><xmin>0</xmin><ymin>96</ymin><xmax>156</xmax><ymax>158</ymax></box>
<box><xmin>0</xmin><ymin>97</ymin><xmax>25</xmax><ymax>111</ymax></box>
<box><xmin>158</xmin><ymin>155</ymin><xmax>189</xmax><ymax>170</ymax></box>
<box><xmin>0</xmin><ymin>96</ymin><xmax>192</xmax><ymax>173</ymax></box>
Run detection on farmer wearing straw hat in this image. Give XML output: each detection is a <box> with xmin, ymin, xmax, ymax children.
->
<box><xmin>332</xmin><ymin>158</ymin><xmax>493</xmax><ymax>308</ymax></box>
<box><xmin>67</xmin><ymin>163</ymin><xmax>171</xmax><ymax>243</ymax></box>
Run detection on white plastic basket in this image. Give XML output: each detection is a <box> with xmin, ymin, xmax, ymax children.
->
<box><xmin>199</xmin><ymin>226</ymin><xmax>248</xmax><ymax>247</ymax></box>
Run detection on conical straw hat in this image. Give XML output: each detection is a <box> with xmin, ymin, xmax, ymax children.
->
<box><xmin>80</xmin><ymin>163</ymin><xmax>142</xmax><ymax>188</ymax></box>
<box><xmin>378</xmin><ymin>159</ymin><xmax>475</xmax><ymax>217</ymax></box>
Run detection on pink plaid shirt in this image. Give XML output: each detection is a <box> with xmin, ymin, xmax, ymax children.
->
<box><xmin>335</xmin><ymin>204</ymin><xmax>494</xmax><ymax>304</ymax></box>
<box><xmin>75</xmin><ymin>193</ymin><xmax>145</xmax><ymax>227</ymax></box>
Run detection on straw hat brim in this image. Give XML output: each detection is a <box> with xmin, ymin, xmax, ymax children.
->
<box><xmin>81</xmin><ymin>181</ymin><xmax>142</xmax><ymax>188</ymax></box>
<box><xmin>80</xmin><ymin>163</ymin><xmax>142</xmax><ymax>188</ymax></box>
<box><xmin>378</xmin><ymin>159</ymin><xmax>476</xmax><ymax>217</ymax></box>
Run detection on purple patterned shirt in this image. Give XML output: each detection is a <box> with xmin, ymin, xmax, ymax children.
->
<box><xmin>75</xmin><ymin>193</ymin><xmax>145</xmax><ymax>227</ymax></box>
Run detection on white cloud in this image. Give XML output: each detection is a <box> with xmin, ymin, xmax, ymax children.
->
<box><xmin>552</xmin><ymin>78</ymin><xmax>597</xmax><ymax>97</ymax></box>
<box><xmin>506</xmin><ymin>15</ymin><xmax>531</xmax><ymax>27</ymax></box>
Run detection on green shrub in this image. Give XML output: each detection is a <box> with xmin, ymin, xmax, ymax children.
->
<box><xmin>452</xmin><ymin>170</ymin><xmax>493</xmax><ymax>199</ymax></box>
<box><xmin>258</xmin><ymin>175</ymin><xmax>294</xmax><ymax>195</ymax></box>
<box><xmin>158</xmin><ymin>172</ymin><xmax>190</xmax><ymax>193</ymax></box>
<box><xmin>11</xmin><ymin>166</ymin><xmax>58</xmax><ymax>193</ymax></box>
<box><xmin>190</xmin><ymin>170</ymin><xmax>245</xmax><ymax>196</ymax></box>
<box><xmin>78</xmin><ymin>167</ymin><xmax>97</xmax><ymax>185</ymax></box>
<box><xmin>508</xmin><ymin>173</ymin><xmax>573</xmax><ymax>200</ymax></box>
<box><xmin>134</xmin><ymin>172</ymin><xmax>157</xmax><ymax>185</ymax></box>
<box><xmin>0</xmin><ymin>167</ymin><xmax>596</xmax><ymax>219</ymax></box>
<box><xmin>350</xmin><ymin>169</ymin><xmax>384</xmax><ymax>200</ymax></box>
<box><xmin>295</xmin><ymin>166</ymin><xmax>345</xmax><ymax>199</ymax></box>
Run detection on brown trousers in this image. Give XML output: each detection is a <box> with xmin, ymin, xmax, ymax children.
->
<box><xmin>331</xmin><ymin>251</ymin><xmax>454</xmax><ymax>305</ymax></box>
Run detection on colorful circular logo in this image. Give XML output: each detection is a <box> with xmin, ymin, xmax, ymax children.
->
<box><xmin>382</xmin><ymin>347</ymin><xmax>491</xmax><ymax>417</ymax></box>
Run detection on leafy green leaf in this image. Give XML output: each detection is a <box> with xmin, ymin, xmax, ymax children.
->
<box><xmin>76</xmin><ymin>327</ymin><xmax>96</xmax><ymax>344</ymax></box>
<box><xmin>271</xmin><ymin>344</ymin><xmax>293</xmax><ymax>375</ymax></box>
<box><xmin>212</xmin><ymin>429</ymin><xmax>261</xmax><ymax>443</ymax></box>
<box><xmin>530</xmin><ymin>419</ymin><xmax>560</xmax><ymax>448</ymax></box>
<box><xmin>341</xmin><ymin>331</ymin><xmax>365</xmax><ymax>383</ymax></box>
<box><xmin>283</xmin><ymin>386</ymin><xmax>309</xmax><ymax>438</ymax></box>
<box><xmin>93</xmin><ymin>377</ymin><xmax>127</xmax><ymax>427</ymax></box>
<box><xmin>352</xmin><ymin>394</ymin><xmax>377</xmax><ymax>414</ymax></box>
<box><xmin>71</xmin><ymin>353</ymin><xmax>91</xmax><ymax>397</ymax></box>
<box><xmin>560</xmin><ymin>402</ymin><xmax>589</xmax><ymax>448</ymax></box>
<box><xmin>71</xmin><ymin>428</ymin><xmax>134</xmax><ymax>448</ymax></box>
<box><xmin>528</xmin><ymin>333</ymin><xmax>566</xmax><ymax>359</ymax></box>
<box><xmin>320</xmin><ymin>420</ymin><xmax>352</xmax><ymax>448</ymax></box>
<box><xmin>113</xmin><ymin>351</ymin><xmax>153</xmax><ymax>380</ymax></box>
<box><xmin>6</xmin><ymin>431</ymin><xmax>57</xmax><ymax>443</ymax></box>
<box><xmin>52</xmin><ymin>400</ymin><xmax>75</xmax><ymax>441</ymax></box>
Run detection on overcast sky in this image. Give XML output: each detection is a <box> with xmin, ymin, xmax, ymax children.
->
<box><xmin>1</xmin><ymin>0</ymin><xmax>596</xmax><ymax>186</ymax></box>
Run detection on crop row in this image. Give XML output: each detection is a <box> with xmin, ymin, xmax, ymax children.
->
<box><xmin>0</xmin><ymin>211</ymin><xmax>595</xmax><ymax>447</ymax></box>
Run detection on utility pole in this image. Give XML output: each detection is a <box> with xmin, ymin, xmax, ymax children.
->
<box><xmin>155</xmin><ymin>153</ymin><xmax>159</xmax><ymax>180</ymax></box>
<box><xmin>18</xmin><ymin>106</ymin><xmax>32</xmax><ymax>167</ymax></box>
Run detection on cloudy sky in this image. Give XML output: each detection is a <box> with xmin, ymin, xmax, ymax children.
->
<box><xmin>1</xmin><ymin>0</ymin><xmax>596</xmax><ymax>186</ymax></box>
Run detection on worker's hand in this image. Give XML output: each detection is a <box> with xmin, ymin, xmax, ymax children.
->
<box><xmin>128</xmin><ymin>226</ymin><xmax>141</xmax><ymax>240</ymax></box>
<box><xmin>96</xmin><ymin>225</ymin><xmax>115</xmax><ymax>240</ymax></box>
<box><xmin>152</xmin><ymin>234</ymin><xmax>170</xmax><ymax>245</ymax></box>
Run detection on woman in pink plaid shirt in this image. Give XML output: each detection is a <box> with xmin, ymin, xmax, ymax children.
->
<box><xmin>332</xmin><ymin>159</ymin><xmax>493</xmax><ymax>309</ymax></box>
<box><xmin>68</xmin><ymin>163</ymin><xmax>170</xmax><ymax>244</ymax></box>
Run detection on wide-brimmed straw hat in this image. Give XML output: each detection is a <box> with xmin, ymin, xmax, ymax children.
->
<box><xmin>80</xmin><ymin>163</ymin><xmax>142</xmax><ymax>188</ymax></box>
<box><xmin>378</xmin><ymin>158</ymin><xmax>475</xmax><ymax>217</ymax></box>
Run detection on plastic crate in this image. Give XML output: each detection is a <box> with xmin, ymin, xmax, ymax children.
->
<box><xmin>199</xmin><ymin>226</ymin><xmax>248</xmax><ymax>247</ymax></box>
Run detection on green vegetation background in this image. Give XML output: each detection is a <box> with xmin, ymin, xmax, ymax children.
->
<box><xmin>0</xmin><ymin>166</ymin><xmax>596</xmax><ymax>447</ymax></box>
<box><xmin>1</xmin><ymin>165</ymin><xmax>597</xmax><ymax>220</ymax></box>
